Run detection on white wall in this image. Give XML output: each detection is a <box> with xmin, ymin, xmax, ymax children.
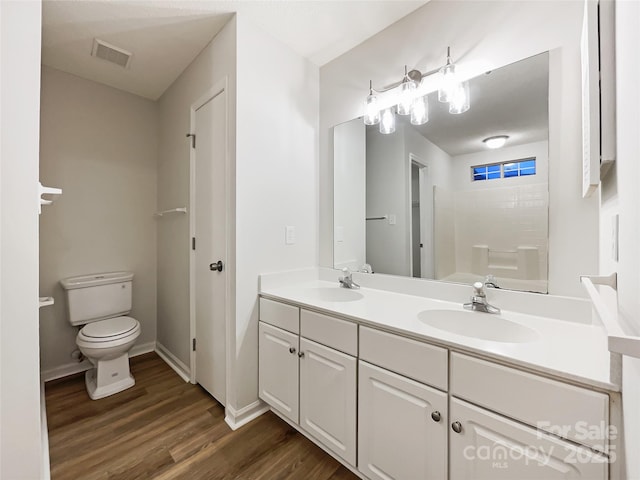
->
<box><xmin>0</xmin><ymin>1</ymin><xmax>44</xmax><ymax>477</ymax></box>
<box><xmin>320</xmin><ymin>0</ymin><xmax>597</xmax><ymax>297</ymax></box>
<box><xmin>599</xmin><ymin>1</ymin><xmax>640</xmax><ymax>477</ymax></box>
<box><xmin>234</xmin><ymin>15</ymin><xmax>319</xmax><ymax>409</ymax></box>
<box><xmin>333</xmin><ymin>119</ymin><xmax>365</xmax><ymax>270</ymax></box>
<box><xmin>156</xmin><ymin>17</ymin><xmax>236</xmax><ymax>368</ymax></box>
<box><xmin>366</xmin><ymin>124</ymin><xmax>409</xmax><ymax>276</ymax></box>
<box><xmin>39</xmin><ymin>67</ymin><xmax>159</xmax><ymax>374</ymax></box>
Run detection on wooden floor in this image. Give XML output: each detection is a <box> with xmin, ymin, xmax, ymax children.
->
<box><xmin>45</xmin><ymin>353</ymin><xmax>358</xmax><ymax>480</ymax></box>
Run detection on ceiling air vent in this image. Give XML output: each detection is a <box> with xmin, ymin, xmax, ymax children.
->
<box><xmin>91</xmin><ymin>39</ymin><xmax>132</xmax><ymax>69</ymax></box>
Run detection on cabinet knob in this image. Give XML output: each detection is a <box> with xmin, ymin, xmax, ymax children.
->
<box><xmin>289</xmin><ymin>347</ymin><xmax>296</xmax><ymax>354</ymax></box>
<box><xmin>431</xmin><ymin>411</ymin><xmax>441</xmax><ymax>422</ymax></box>
<box><xmin>451</xmin><ymin>421</ymin><xmax>462</xmax><ymax>434</ymax></box>
<box><xmin>298</xmin><ymin>351</ymin><xmax>305</xmax><ymax>358</ymax></box>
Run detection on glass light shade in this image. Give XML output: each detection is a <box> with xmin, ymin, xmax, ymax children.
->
<box><xmin>483</xmin><ymin>135</ymin><xmax>509</xmax><ymax>149</ymax></box>
<box><xmin>396</xmin><ymin>81</ymin><xmax>416</xmax><ymax>115</ymax></box>
<box><xmin>363</xmin><ymin>94</ymin><xmax>380</xmax><ymax>125</ymax></box>
<box><xmin>410</xmin><ymin>95</ymin><xmax>429</xmax><ymax>125</ymax></box>
<box><xmin>379</xmin><ymin>107</ymin><xmax>396</xmax><ymax>134</ymax></box>
<box><xmin>438</xmin><ymin>63</ymin><xmax>457</xmax><ymax>103</ymax></box>
<box><xmin>449</xmin><ymin>81</ymin><xmax>470</xmax><ymax>114</ymax></box>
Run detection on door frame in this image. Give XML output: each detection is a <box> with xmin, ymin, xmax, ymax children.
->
<box><xmin>189</xmin><ymin>76</ymin><xmax>232</xmax><ymax>395</ymax></box>
<box><xmin>408</xmin><ymin>153</ymin><xmax>431</xmax><ymax>278</ymax></box>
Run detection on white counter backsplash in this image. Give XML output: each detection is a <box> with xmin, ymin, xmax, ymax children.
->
<box><xmin>259</xmin><ymin>268</ymin><xmax>614</xmax><ymax>391</ymax></box>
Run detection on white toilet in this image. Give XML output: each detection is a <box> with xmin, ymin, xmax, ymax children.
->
<box><xmin>60</xmin><ymin>271</ymin><xmax>141</xmax><ymax>400</ymax></box>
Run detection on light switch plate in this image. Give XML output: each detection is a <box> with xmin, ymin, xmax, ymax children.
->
<box><xmin>388</xmin><ymin>214</ymin><xmax>396</xmax><ymax>225</ymax></box>
<box><xmin>285</xmin><ymin>225</ymin><xmax>296</xmax><ymax>245</ymax></box>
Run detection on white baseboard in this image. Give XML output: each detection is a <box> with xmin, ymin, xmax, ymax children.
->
<box><xmin>130</xmin><ymin>341</ymin><xmax>156</xmax><ymax>357</ymax></box>
<box><xmin>224</xmin><ymin>400</ymin><xmax>270</xmax><ymax>430</ymax></box>
<box><xmin>41</xmin><ymin>341</ymin><xmax>156</xmax><ymax>382</ymax></box>
<box><xmin>155</xmin><ymin>342</ymin><xmax>191</xmax><ymax>382</ymax></box>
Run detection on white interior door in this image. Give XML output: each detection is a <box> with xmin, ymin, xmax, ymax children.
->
<box><xmin>194</xmin><ymin>89</ymin><xmax>226</xmax><ymax>405</ymax></box>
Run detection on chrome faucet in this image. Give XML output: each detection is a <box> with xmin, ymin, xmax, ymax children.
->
<box><xmin>339</xmin><ymin>268</ymin><xmax>360</xmax><ymax>289</ymax></box>
<box><xmin>484</xmin><ymin>274</ymin><xmax>500</xmax><ymax>289</ymax></box>
<box><xmin>464</xmin><ymin>281</ymin><xmax>501</xmax><ymax>314</ymax></box>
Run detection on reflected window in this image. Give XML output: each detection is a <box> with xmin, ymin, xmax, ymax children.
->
<box><xmin>472</xmin><ymin>158</ymin><xmax>536</xmax><ymax>181</ymax></box>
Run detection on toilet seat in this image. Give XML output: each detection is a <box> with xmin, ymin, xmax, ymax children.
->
<box><xmin>77</xmin><ymin>316</ymin><xmax>140</xmax><ymax>348</ymax></box>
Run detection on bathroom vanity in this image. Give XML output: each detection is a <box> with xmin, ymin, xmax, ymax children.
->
<box><xmin>258</xmin><ymin>269</ymin><xmax>619</xmax><ymax>480</ymax></box>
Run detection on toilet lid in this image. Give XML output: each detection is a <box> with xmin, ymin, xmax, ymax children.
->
<box><xmin>82</xmin><ymin>316</ymin><xmax>138</xmax><ymax>338</ymax></box>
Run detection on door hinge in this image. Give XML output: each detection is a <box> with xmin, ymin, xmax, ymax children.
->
<box><xmin>192</xmin><ymin>338</ymin><xmax>196</xmax><ymax>351</ymax></box>
<box><xmin>186</xmin><ymin>133</ymin><xmax>196</xmax><ymax>149</ymax></box>
<box><xmin>192</xmin><ymin>237</ymin><xmax>196</xmax><ymax>250</ymax></box>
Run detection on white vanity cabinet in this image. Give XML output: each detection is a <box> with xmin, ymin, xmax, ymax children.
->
<box><xmin>358</xmin><ymin>326</ymin><xmax>449</xmax><ymax>479</ymax></box>
<box><xmin>299</xmin><ymin>337</ymin><xmax>356</xmax><ymax>466</ymax></box>
<box><xmin>358</xmin><ymin>361</ymin><xmax>448</xmax><ymax>480</ymax></box>
<box><xmin>258</xmin><ymin>299</ymin><xmax>357</xmax><ymax>466</ymax></box>
<box><xmin>258</xmin><ymin>295</ymin><xmax>613</xmax><ymax>480</ymax></box>
<box><xmin>258</xmin><ymin>321</ymin><xmax>299</xmax><ymax>424</ymax></box>
<box><xmin>449</xmin><ymin>397</ymin><xmax>608</xmax><ymax>480</ymax></box>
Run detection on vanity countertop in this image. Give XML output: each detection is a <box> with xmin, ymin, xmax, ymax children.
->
<box><xmin>260</xmin><ymin>279</ymin><xmax>616</xmax><ymax>392</ymax></box>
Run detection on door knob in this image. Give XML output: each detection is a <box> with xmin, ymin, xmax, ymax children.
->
<box><xmin>289</xmin><ymin>347</ymin><xmax>296</xmax><ymax>354</ymax></box>
<box><xmin>431</xmin><ymin>411</ymin><xmax>441</xmax><ymax>422</ymax></box>
<box><xmin>209</xmin><ymin>260</ymin><xmax>224</xmax><ymax>272</ymax></box>
<box><xmin>451</xmin><ymin>421</ymin><xmax>462</xmax><ymax>434</ymax></box>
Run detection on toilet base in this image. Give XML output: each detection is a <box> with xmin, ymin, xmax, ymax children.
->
<box><xmin>84</xmin><ymin>354</ymin><xmax>135</xmax><ymax>400</ymax></box>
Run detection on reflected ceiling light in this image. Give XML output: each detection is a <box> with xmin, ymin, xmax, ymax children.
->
<box><xmin>483</xmin><ymin>135</ymin><xmax>509</xmax><ymax>149</ymax></box>
<box><xmin>449</xmin><ymin>81</ymin><xmax>470</xmax><ymax>114</ymax></box>
<box><xmin>379</xmin><ymin>107</ymin><xmax>396</xmax><ymax>134</ymax></box>
<box><xmin>363</xmin><ymin>47</ymin><xmax>469</xmax><ymax>132</ymax></box>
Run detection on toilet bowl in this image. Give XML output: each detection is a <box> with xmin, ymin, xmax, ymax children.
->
<box><xmin>76</xmin><ymin>316</ymin><xmax>141</xmax><ymax>400</ymax></box>
<box><xmin>61</xmin><ymin>271</ymin><xmax>141</xmax><ymax>400</ymax></box>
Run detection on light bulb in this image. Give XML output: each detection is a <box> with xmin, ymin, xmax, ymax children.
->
<box><xmin>397</xmin><ymin>80</ymin><xmax>416</xmax><ymax>115</ymax></box>
<box><xmin>363</xmin><ymin>94</ymin><xmax>380</xmax><ymax>125</ymax></box>
<box><xmin>380</xmin><ymin>107</ymin><xmax>396</xmax><ymax>134</ymax></box>
<box><xmin>410</xmin><ymin>95</ymin><xmax>429</xmax><ymax>125</ymax></box>
<box><xmin>438</xmin><ymin>63</ymin><xmax>457</xmax><ymax>103</ymax></box>
<box><xmin>449</xmin><ymin>81</ymin><xmax>470</xmax><ymax>114</ymax></box>
<box><xmin>483</xmin><ymin>135</ymin><xmax>509</xmax><ymax>149</ymax></box>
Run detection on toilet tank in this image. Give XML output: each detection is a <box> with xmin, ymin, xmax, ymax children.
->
<box><xmin>60</xmin><ymin>272</ymin><xmax>134</xmax><ymax>326</ymax></box>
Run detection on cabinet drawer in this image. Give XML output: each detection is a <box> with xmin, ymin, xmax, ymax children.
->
<box><xmin>259</xmin><ymin>297</ymin><xmax>299</xmax><ymax>334</ymax></box>
<box><xmin>359</xmin><ymin>326</ymin><xmax>448</xmax><ymax>391</ymax></box>
<box><xmin>450</xmin><ymin>397</ymin><xmax>608</xmax><ymax>479</ymax></box>
<box><xmin>301</xmin><ymin>309</ymin><xmax>357</xmax><ymax>356</ymax></box>
<box><xmin>450</xmin><ymin>353</ymin><xmax>609</xmax><ymax>451</ymax></box>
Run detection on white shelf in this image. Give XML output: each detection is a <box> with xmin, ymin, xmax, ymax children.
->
<box><xmin>39</xmin><ymin>297</ymin><xmax>54</xmax><ymax>308</ymax></box>
<box><xmin>580</xmin><ymin>273</ymin><xmax>640</xmax><ymax>360</ymax></box>
<box><xmin>38</xmin><ymin>182</ymin><xmax>62</xmax><ymax>214</ymax></box>
<box><xmin>153</xmin><ymin>207</ymin><xmax>187</xmax><ymax>218</ymax></box>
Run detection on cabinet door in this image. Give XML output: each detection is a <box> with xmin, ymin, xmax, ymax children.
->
<box><xmin>450</xmin><ymin>397</ymin><xmax>608</xmax><ymax>480</ymax></box>
<box><xmin>258</xmin><ymin>321</ymin><xmax>299</xmax><ymax>423</ymax></box>
<box><xmin>358</xmin><ymin>361</ymin><xmax>448</xmax><ymax>480</ymax></box>
<box><xmin>299</xmin><ymin>338</ymin><xmax>357</xmax><ymax>466</ymax></box>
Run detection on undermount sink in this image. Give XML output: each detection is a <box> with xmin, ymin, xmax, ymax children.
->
<box><xmin>303</xmin><ymin>287</ymin><xmax>364</xmax><ymax>302</ymax></box>
<box><xmin>417</xmin><ymin>309</ymin><xmax>540</xmax><ymax>343</ymax></box>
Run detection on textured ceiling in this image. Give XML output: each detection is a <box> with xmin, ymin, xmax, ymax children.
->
<box><xmin>42</xmin><ymin>0</ymin><xmax>428</xmax><ymax>100</ymax></box>
<box><xmin>410</xmin><ymin>51</ymin><xmax>549</xmax><ymax>156</ymax></box>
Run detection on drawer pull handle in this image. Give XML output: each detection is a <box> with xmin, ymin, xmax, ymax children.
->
<box><xmin>289</xmin><ymin>347</ymin><xmax>296</xmax><ymax>354</ymax></box>
<box><xmin>298</xmin><ymin>351</ymin><xmax>305</xmax><ymax>358</ymax></box>
<box><xmin>431</xmin><ymin>411</ymin><xmax>441</xmax><ymax>422</ymax></box>
<box><xmin>451</xmin><ymin>421</ymin><xmax>462</xmax><ymax>434</ymax></box>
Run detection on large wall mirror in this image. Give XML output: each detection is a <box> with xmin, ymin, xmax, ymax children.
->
<box><xmin>333</xmin><ymin>52</ymin><xmax>549</xmax><ymax>293</ymax></box>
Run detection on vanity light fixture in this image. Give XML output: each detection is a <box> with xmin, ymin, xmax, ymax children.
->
<box><xmin>483</xmin><ymin>135</ymin><xmax>509</xmax><ymax>149</ymax></box>
<box><xmin>363</xmin><ymin>47</ymin><xmax>469</xmax><ymax>134</ymax></box>
<box><xmin>363</xmin><ymin>80</ymin><xmax>380</xmax><ymax>126</ymax></box>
